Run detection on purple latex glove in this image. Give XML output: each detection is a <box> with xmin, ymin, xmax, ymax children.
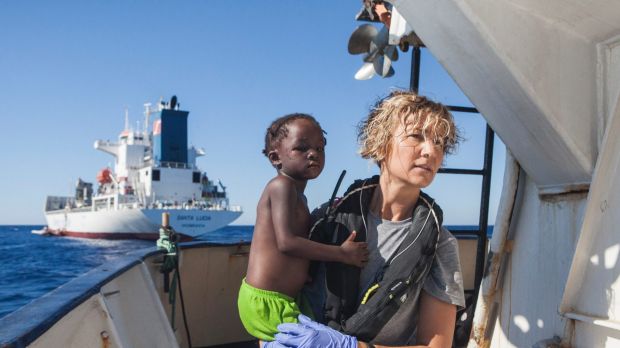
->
<box><xmin>272</xmin><ymin>314</ymin><xmax>358</xmax><ymax>348</ymax></box>
<box><xmin>263</xmin><ymin>340</ymin><xmax>288</xmax><ymax>348</ymax></box>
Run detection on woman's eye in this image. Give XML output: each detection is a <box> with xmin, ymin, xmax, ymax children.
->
<box><xmin>317</xmin><ymin>147</ymin><xmax>324</xmax><ymax>153</ymax></box>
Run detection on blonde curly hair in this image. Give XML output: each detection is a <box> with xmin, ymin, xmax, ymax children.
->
<box><xmin>358</xmin><ymin>90</ymin><xmax>460</xmax><ymax>164</ymax></box>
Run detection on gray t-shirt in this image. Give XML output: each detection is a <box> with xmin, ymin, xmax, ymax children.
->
<box><xmin>360</xmin><ymin>211</ymin><xmax>465</xmax><ymax>308</ymax></box>
<box><xmin>359</xmin><ymin>211</ymin><xmax>413</xmax><ymax>295</ymax></box>
<box><xmin>360</xmin><ymin>211</ymin><xmax>466</xmax><ymax>345</ymax></box>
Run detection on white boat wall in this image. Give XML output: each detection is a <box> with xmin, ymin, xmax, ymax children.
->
<box><xmin>43</xmin><ymin>97</ymin><xmax>242</xmax><ymax>240</ymax></box>
<box><xmin>389</xmin><ymin>1</ymin><xmax>620</xmax><ymax>347</ymax></box>
<box><xmin>0</xmin><ymin>242</ymin><xmax>255</xmax><ymax>348</ymax></box>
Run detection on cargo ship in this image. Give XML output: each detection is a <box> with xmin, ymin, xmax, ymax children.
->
<box><xmin>43</xmin><ymin>96</ymin><xmax>242</xmax><ymax>240</ymax></box>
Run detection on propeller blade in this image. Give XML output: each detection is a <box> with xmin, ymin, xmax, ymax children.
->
<box><xmin>371</xmin><ymin>25</ymin><xmax>390</xmax><ymax>50</ymax></box>
<box><xmin>350</xmin><ymin>23</ymin><xmax>397</xmax><ymax>80</ymax></box>
<box><xmin>373</xmin><ymin>54</ymin><xmax>393</xmax><ymax>77</ymax></box>
<box><xmin>348</xmin><ymin>24</ymin><xmax>378</xmax><ymax>55</ymax></box>
<box><xmin>363</xmin><ymin>43</ymin><xmax>380</xmax><ymax>63</ymax></box>
<box><xmin>384</xmin><ymin>45</ymin><xmax>398</xmax><ymax>62</ymax></box>
<box><xmin>355</xmin><ymin>62</ymin><xmax>376</xmax><ymax>80</ymax></box>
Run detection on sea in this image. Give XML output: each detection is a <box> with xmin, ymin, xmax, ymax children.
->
<box><xmin>0</xmin><ymin>224</ymin><xmax>254</xmax><ymax>319</ymax></box>
<box><xmin>0</xmin><ymin>224</ymin><xmax>490</xmax><ymax>320</ymax></box>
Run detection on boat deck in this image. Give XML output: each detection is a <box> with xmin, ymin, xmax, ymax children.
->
<box><xmin>208</xmin><ymin>341</ymin><xmax>257</xmax><ymax>348</ymax></box>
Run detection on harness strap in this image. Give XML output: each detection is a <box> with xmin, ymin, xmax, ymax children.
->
<box><xmin>339</xmin><ymin>192</ymin><xmax>442</xmax><ymax>341</ymax></box>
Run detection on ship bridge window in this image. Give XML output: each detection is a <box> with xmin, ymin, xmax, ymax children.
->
<box><xmin>192</xmin><ymin>172</ymin><xmax>200</xmax><ymax>183</ymax></box>
<box><xmin>152</xmin><ymin>169</ymin><xmax>160</xmax><ymax>181</ymax></box>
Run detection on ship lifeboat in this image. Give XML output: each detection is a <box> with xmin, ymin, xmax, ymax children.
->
<box><xmin>96</xmin><ymin>168</ymin><xmax>112</xmax><ymax>184</ymax></box>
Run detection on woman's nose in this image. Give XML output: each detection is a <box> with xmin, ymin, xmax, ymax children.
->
<box><xmin>420</xmin><ymin>139</ymin><xmax>438</xmax><ymax>158</ymax></box>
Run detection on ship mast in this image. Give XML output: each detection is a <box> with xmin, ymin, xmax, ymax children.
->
<box><xmin>143</xmin><ymin>102</ymin><xmax>152</xmax><ymax>138</ymax></box>
<box><xmin>124</xmin><ymin>108</ymin><xmax>130</xmax><ymax>133</ymax></box>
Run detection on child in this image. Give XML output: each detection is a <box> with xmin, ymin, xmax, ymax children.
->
<box><xmin>238</xmin><ymin>113</ymin><xmax>369</xmax><ymax>343</ymax></box>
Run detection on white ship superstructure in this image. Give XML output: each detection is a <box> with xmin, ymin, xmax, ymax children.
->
<box><xmin>44</xmin><ymin>96</ymin><xmax>242</xmax><ymax>240</ymax></box>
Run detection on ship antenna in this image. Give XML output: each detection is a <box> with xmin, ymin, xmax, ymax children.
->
<box><xmin>143</xmin><ymin>103</ymin><xmax>152</xmax><ymax>137</ymax></box>
<box><xmin>124</xmin><ymin>107</ymin><xmax>130</xmax><ymax>131</ymax></box>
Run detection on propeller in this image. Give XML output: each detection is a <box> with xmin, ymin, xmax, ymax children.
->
<box><xmin>348</xmin><ymin>24</ymin><xmax>398</xmax><ymax>80</ymax></box>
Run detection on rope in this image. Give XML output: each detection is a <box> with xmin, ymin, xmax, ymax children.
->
<box><xmin>157</xmin><ymin>225</ymin><xmax>192</xmax><ymax>348</ymax></box>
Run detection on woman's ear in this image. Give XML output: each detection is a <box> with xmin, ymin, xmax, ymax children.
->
<box><xmin>268</xmin><ymin>150</ymin><xmax>281</xmax><ymax>169</ymax></box>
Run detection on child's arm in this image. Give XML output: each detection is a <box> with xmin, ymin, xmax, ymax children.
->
<box><xmin>270</xmin><ymin>179</ymin><xmax>368</xmax><ymax>267</ymax></box>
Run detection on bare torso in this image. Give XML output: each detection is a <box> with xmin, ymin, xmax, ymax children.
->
<box><xmin>245</xmin><ymin>176</ymin><xmax>311</xmax><ymax>298</ymax></box>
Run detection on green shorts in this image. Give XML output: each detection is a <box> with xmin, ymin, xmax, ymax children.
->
<box><xmin>237</xmin><ymin>279</ymin><xmax>312</xmax><ymax>341</ymax></box>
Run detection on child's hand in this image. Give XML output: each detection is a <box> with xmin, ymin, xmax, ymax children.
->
<box><xmin>339</xmin><ymin>231</ymin><xmax>369</xmax><ymax>267</ymax></box>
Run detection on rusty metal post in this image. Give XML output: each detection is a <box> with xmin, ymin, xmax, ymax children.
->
<box><xmin>468</xmin><ymin>152</ymin><xmax>521</xmax><ymax>348</ymax></box>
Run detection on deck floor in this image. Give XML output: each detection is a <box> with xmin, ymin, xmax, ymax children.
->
<box><xmin>206</xmin><ymin>340</ymin><xmax>258</xmax><ymax>348</ymax></box>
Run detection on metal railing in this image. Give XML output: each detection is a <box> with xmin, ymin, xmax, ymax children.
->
<box><xmin>158</xmin><ymin>161</ymin><xmax>195</xmax><ymax>169</ymax></box>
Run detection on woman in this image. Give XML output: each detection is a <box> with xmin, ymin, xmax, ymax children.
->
<box><xmin>267</xmin><ymin>91</ymin><xmax>466</xmax><ymax>348</ymax></box>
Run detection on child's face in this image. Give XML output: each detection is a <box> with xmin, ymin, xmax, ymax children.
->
<box><xmin>272</xmin><ymin>119</ymin><xmax>325</xmax><ymax>180</ymax></box>
<box><xmin>382</xmin><ymin>117</ymin><xmax>444</xmax><ymax>189</ymax></box>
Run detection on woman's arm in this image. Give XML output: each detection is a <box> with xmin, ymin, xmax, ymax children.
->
<box><xmin>414</xmin><ymin>290</ymin><xmax>457</xmax><ymax>347</ymax></box>
<box><xmin>362</xmin><ymin>291</ymin><xmax>456</xmax><ymax>348</ymax></box>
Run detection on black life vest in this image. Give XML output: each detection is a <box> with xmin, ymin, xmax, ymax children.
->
<box><xmin>309</xmin><ymin>176</ymin><xmax>443</xmax><ymax>342</ymax></box>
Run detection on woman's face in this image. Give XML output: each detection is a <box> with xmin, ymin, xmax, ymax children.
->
<box><xmin>382</xmin><ymin>118</ymin><xmax>444</xmax><ymax>189</ymax></box>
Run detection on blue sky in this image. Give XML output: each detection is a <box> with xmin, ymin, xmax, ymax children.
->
<box><xmin>0</xmin><ymin>1</ymin><xmax>504</xmax><ymax>226</ymax></box>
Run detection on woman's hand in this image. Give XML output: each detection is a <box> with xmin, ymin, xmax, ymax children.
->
<box><xmin>266</xmin><ymin>314</ymin><xmax>359</xmax><ymax>348</ymax></box>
